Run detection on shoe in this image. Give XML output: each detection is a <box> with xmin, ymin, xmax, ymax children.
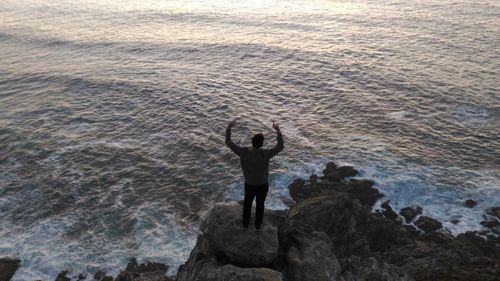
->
<box><xmin>242</xmin><ymin>223</ymin><xmax>249</xmax><ymax>230</ymax></box>
<box><xmin>255</xmin><ymin>225</ymin><xmax>262</xmax><ymax>233</ymax></box>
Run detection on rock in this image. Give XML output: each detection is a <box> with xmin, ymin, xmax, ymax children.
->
<box><xmin>0</xmin><ymin>258</ymin><xmax>20</xmax><ymax>281</ymax></box>
<box><xmin>94</xmin><ymin>270</ymin><xmax>107</xmax><ymax>280</ymax></box>
<box><xmin>322</xmin><ymin>162</ymin><xmax>340</xmax><ymax>181</ymax></box>
<box><xmin>78</xmin><ymin>273</ymin><xmax>86</xmax><ymax>280</ymax></box>
<box><xmin>177</xmin><ymin>234</ymin><xmax>282</xmax><ymax>281</ymax></box>
<box><xmin>338</xmin><ymin>166</ymin><xmax>359</xmax><ymax>178</ymax></box>
<box><xmin>415</xmin><ymin>216</ymin><xmax>442</xmax><ymax>233</ymax></box>
<box><xmin>399</xmin><ymin>206</ymin><xmax>423</xmax><ymax>223</ymax></box>
<box><xmin>282</xmin><ymin>229</ymin><xmax>341</xmax><ymax>281</ymax></box>
<box><xmin>451</xmin><ymin>219</ymin><xmax>460</xmax><ymax>224</ymax></box>
<box><xmin>485</xmin><ymin>207</ymin><xmax>500</xmax><ymax>219</ymax></box>
<box><xmin>200</xmin><ymin>204</ymin><xmax>280</xmax><ymax>266</ymax></box>
<box><xmin>115</xmin><ymin>258</ymin><xmax>170</xmax><ymax>281</ymax></box>
<box><xmin>464</xmin><ymin>199</ymin><xmax>477</xmax><ymax>208</ymax></box>
<box><xmin>381</xmin><ymin>200</ymin><xmax>400</xmax><ymax>222</ymax></box>
<box><xmin>55</xmin><ymin>271</ymin><xmax>70</xmax><ymax>281</ymax></box>
<box><xmin>341</xmin><ymin>256</ymin><xmax>414</xmax><ymax>281</ymax></box>
<box><xmin>344</xmin><ymin>179</ymin><xmax>382</xmax><ymax>207</ymax></box>
<box><xmin>287</xmin><ymin>178</ymin><xmax>307</xmax><ymax>202</ymax></box>
<box><xmin>480</xmin><ymin>219</ymin><xmax>500</xmax><ymax>229</ymax></box>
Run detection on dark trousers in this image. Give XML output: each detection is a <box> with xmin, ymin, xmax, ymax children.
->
<box><xmin>242</xmin><ymin>182</ymin><xmax>269</xmax><ymax>228</ymax></box>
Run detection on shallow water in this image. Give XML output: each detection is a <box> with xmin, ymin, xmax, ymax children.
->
<box><xmin>0</xmin><ymin>0</ymin><xmax>499</xmax><ymax>279</ymax></box>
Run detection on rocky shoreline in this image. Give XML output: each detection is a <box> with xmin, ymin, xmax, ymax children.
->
<box><xmin>2</xmin><ymin>162</ymin><xmax>499</xmax><ymax>281</ymax></box>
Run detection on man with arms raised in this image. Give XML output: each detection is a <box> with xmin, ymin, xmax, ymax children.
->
<box><xmin>225</xmin><ymin>119</ymin><xmax>284</xmax><ymax>232</ymax></box>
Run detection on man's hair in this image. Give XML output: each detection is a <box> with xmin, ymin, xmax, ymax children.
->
<box><xmin>252</xmin><ymin>133</ymin><xmax>264</xmax><ymax>148</ymax></box>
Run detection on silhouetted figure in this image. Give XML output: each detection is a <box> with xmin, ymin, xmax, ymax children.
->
<box><xmin>225</xmin><ymin>119</ymin><xmax>284</xmax><ymax>231</ymax></box>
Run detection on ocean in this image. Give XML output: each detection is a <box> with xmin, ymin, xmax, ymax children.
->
<box><xmin>0</xmin><ymin>0</ymin><xmax>499</xmax><ymax>279</ymax></box>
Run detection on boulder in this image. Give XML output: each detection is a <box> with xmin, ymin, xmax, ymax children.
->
<box><xmin>94</xmin><ymin>270</ymin><xmax>113</xmax><ymax>281</ymax></box>
<box><xmin>200</xmin><ymin>204</ymin><xmax>280</xmax><ymax>267</ymax></box>
<box><xmin>399</xmin><ymin>206</ymin><xmax>423</xmax><ymax>223</ymax></box>
<box><xmin>338</xmin><ymin>166</ymin><xmax>359</xmax><ymax>178</ymax></box>
<box><xmin>0</xmin><ymin>258</ymin><xmax>20</xmax><ymax>281</ymax></box>
<box><xmin>480</xmin><ymin>219</ymin><xmax>499</xmax><ymax>229</ymax></box>
<box><xmin>287</xmin><ymin>179</ymin><xmax>307</xmax><ymax>202</ymax></box>
<box><xmin>464</xmin><ymin>199</ymin><xmax>477</xmax><ymax>208</ymax></box>
<box><xmin>381</xmin><ymin>200</ymin><xmax>400</xmax><ymax>222</ymax></box>
<box><xmin>415</xmin><ymin>216</ymin><xmax>442</xmax><ymax>233</ymax></box>
<box><xmin>176</xmin><ymin>234</ymin><xmax>282</xmax><ymax>281</ymax></box>
<box><xmin>322</xmin><ymin>162</ymin><xmax>340</xmax><ymax>181</ymax></box>
<box><xmin>282</xmin><ymin>229</ymin><xmax>341</xmax><ymax>281</ymax></box>
<box><xmin>485</xmin><ymin>207</ymin><xmax>500</xmax><ymax>219</ymax></box>
<box><xmin>114</xmin><ymin>258</ymin><xmax>171</xmax><ymax>281</ymax></box>
<box><xmin>55</xmin><ymin>271</ymin><xmax>70</xmax><ymax>281</ymax></box>
<box><xmin>344</xmin><ymin>179</ymin><xmax>382</xmax><ymax>207</ymax></box>
<box><xmin>341</xmin><ymin>256</ymin><xmax>414</xmax><ymax>281</ymax></box>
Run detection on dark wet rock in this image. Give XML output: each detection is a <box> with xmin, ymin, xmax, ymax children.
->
<box><xmin>338</xmin><ymin>166</ymin><xmax>359</xmax><ymax>178</ymax></box>
<box><xmin>341</xmin><ymin>256</ymin><xmax>414</xmax><ymax>281</ymax></box>
<box><xmin>94</xmin><ymin>270</ymin><xmax>107</xmax><ymax>280</ymax></box>
<box><xmin>485</xmin><ymin>207</ymin><xmax>500</xmax><ymax>219</ymax></box>
<box><xmin>381</xmin><ymin>200</ymin><xmax>400</xmax><ymax>222</ymax></box>
<box><xmin>414</xmin><ymin>216</ymin><xmax>442</xmax><ymax>233</ymax></box>
<box><xmin>0</xmin><ymin>258</ymin><xmax>20</xmax><ymax>281</ymax></box>
<box><xmin>178</xmin><ymin>162</ymin><xmax>500</xmax><ymax>281</ymax></box>
<box><xmin>200</xmin><ymin>204</ymin><xmax>280</xmax><ymax>267</ymax></box>
<box><xmin>480</xmin><ymin>219</ymin><xmax>500</xmax><ymax>228</ymax></box>
<box><xmin>344</xmin><ymin>179</ymin><xmax>382</xmax><ymax>207</ymax></box>
<box><xmin>55</xmin><ymin>271</ymin><xmax>70</xmax><ymax>281</ymax></box>
<box><xmin>399</xmin><ymin>206</ymin><xmax>423</xmax><ymax>223</ymax></box>
<box><xmin>114</xmin><ymin>258</ymin><xmax>171</xmax><ymax>281</ymax></box>
<box><xmin>322</xmin><ymin>162</ymin><xmax>340</xmax><ymax>181</ymax></box>
<box><xmin>287</xmin><ymin>178</ymin><xmax>307</xmax><ymax>202</ymax></box>
<box><xmin>176</xmin><ymin>233</ymin><xmax>283</xmax><ymax>281</ymax></box>
<box><xmin>464</xmin><ymin>199</ymin><xmax>477</xmax><ymax>208</ymax></box>
<box><xmin>451</xmin><ymin>219</ymin><xmax>460</xmax><ymax>224</ymax></box>
<box><xmin>94</xmin><ymin>270</ymin><xmax>113</xmax><ymax>281</ymax></box>
<box><xmin>77</xmin><ymin>273</ymin><xmax>86</xmax><ymax>280</ymax></box>
<box><xmin>281</xmin><ymin>228</ymin><xmax>341</xmax><ymax>281</ymax></box>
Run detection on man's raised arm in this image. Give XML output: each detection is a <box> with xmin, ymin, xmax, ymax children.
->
<box><xmin>225</xmin><ymin>119</ymin><xmax>244</xmax><ymax>156</ymax></box>
<box><xmin>266</xmin><ymin>122</ymin><xmax>284</xmax><ymax>158</ymax></box>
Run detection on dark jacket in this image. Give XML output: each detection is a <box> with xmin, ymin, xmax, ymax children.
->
<box><xmin>225</xmin><ymin>129</ymin><xmax>284</xmax><ymax>185</ymax></box>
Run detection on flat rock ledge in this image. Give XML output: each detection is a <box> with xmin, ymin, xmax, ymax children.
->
<box><xmin>3</xmin><ymin>162</ymin><xmax>500</xmax><ymax>281</ymax></box>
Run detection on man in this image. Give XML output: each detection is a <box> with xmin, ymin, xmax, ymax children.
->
<box><xmin>225</xmin><ymin>119</ymin><xmax>284</xmax><ymax>232</ymax></box>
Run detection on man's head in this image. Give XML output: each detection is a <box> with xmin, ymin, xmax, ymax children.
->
<box><xmin>252</xmin><ymin>133</ymin><xmax>264</xmax><ymax>148</ymax></box>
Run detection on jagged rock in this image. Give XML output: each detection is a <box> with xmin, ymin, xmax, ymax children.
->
<box><xmin>94</xmin><ymin>271</ymin><xmax>105</xmax><ymax>280</ymax></box>
<box><xmin>381</xmin><ymin>200</ymin><xmax>400</xmax><ymax>222</ymax></box>
<box><xmin>114</xmin><ymin>258</ymin><xmax>171</xmax><ymax>281</ymax></box>
<box><xmin>287</xmin><ymin>178</ymin><xmax>307</xmax><ymax>202</ymax></box>
<box><xmin>399</xmin><ymin>206</ymin><xmax>423</xmax><ymax>223</ymax></box>
<box><xmin>464</xmin><ymin>199</ymin><xmax>477</xmax><ymax>208</ymax></box>
<box><xmin>199</xmin><ymin>204</ymin><xmax>280</xmax><ymax>267</ymax></box>
<box><xmin>176</xmin><ymin>234</ymin><xmax>282</xmax><ymax>281</ymax></box>
<box><xmin>341</xmin><ymin>256</ymin><xmax>414</xmax><ymax>281</ymax></box>
<box><xmin>480</xmin><ymin>219</ymin><xmax>500</xmax><ymax>228</ymax></box>
<box><xmin>344</xmin><ymin>179</ymin><xmax>382</xmax><ymax>207</ymax></box>
<box><xmin>55</xmin><ymin>271</ymin><xmax>70</xmax><ymax>281</ymax></box>
<box><xmin>322</xmin><ymin>162</ymin><xmax>340</xmax><ymax>181</ymax></box>
<box><xmin>282</xmin><ymin>228</ymin><xmax>341</xmax><ymax>281</ymax></box>
<box><xmin>0</xmin><ymin>258</ymin><xmax>20</xmax><ymax>281</ymax></box>
<box><xmin>78</xmin><ymin>273</ymin><xmax>86</xmax><ymax>280</ymax></box>
<box><xmin>94</xmin><ymin>271</ymin><xmax>113</xmax><ymax>281</ymax></box>
<box><xmin>485</xmin><ymin>207</ymin><xmax>500</xmax><ymax>219</ymax></box>
<box><xmin>414</xmin><ymin>216</ymin><xmax>442</xmax><ymax>233</ymax></box>
<box><xmin>338</xmin><ymin>166</ymin><xmax>359</xmax><ymax>178</ymax></box>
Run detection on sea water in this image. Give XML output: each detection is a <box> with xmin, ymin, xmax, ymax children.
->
<box><xmin>0</xmin><ymin>0</ymin><xmax>499</xmax><ymax>279</ymax></box>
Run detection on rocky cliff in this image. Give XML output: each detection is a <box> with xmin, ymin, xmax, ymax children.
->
<box><xmin>2</xmin><ymin>162</ymin><xmax>499</xmax><ymax>281</ymax></box>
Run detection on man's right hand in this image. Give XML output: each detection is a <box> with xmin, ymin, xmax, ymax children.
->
<box><xmin>272</xmin><ymin>121</ymin><xmax>280</xmax><ymax>133</ymax></box>
<box><xmin>227</xmin><ymin>118</ymin><xmax>238</xmax><ymax>130</ymax></box>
